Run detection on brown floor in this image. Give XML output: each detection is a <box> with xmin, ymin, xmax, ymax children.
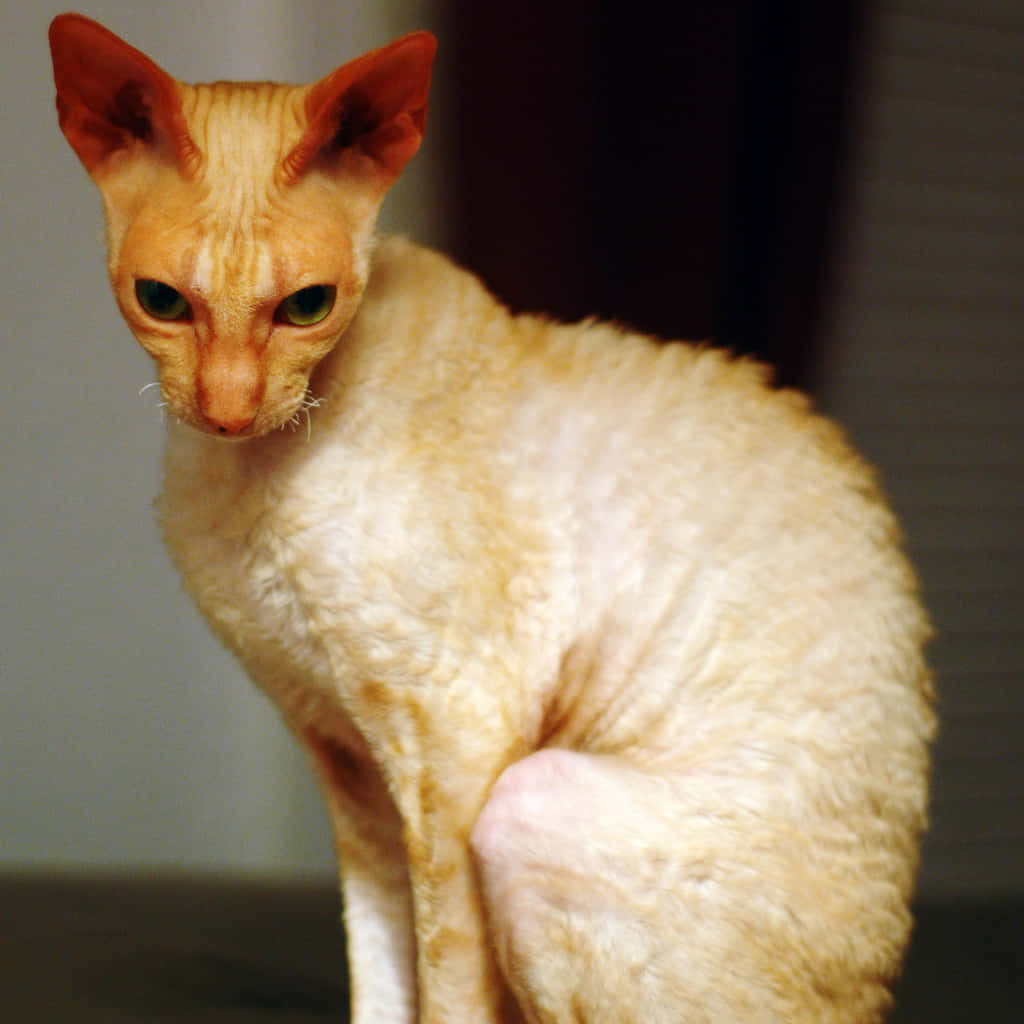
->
<box><xmin>0</xmin><ymin>875</ymin><xmax>348</xmax><ymax>1022</ymax></box>
<box><xmin>891</xmin><ymin>901</ymin><xmax>1024</xmax><ymax>1023</ymax></box>
<box><xmin>1</xmin><ymin>875</ymin><xmax>1020</xmax><ymax>1021</ymax></box>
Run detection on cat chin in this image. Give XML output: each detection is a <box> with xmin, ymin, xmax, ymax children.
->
<box><xmin>207</xmin><ymin>430</ymin><xmax>254</xmax><ymax>444</ymax></box>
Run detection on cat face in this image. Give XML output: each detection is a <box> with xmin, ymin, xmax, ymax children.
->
<box><xmin>50</xmin><ymin>13</ymin><xmax>435</xmax><ymax>437</ymax></box>
<box><xmin>102</xmin><ymin>85</ymin><xmax>377</xmax><ymax>437</ymax></box>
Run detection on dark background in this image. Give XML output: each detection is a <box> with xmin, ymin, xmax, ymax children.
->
<box><xmin>448</xmin><ymin>0</ymin><xmax>868</xmax><ymax>388</ymax></box>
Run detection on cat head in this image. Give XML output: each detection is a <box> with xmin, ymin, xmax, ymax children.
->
<box><xmin>49</xmin><ymin>13</ymin><xmax>435</xmax><ymax>437</ymax></box>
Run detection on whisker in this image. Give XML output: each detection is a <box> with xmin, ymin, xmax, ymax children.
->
<box><xmin>138</xmin><ymin>381</ymin><xmax>168</xmax><ymax>424</ymax></box>
<box><xmin>280</xmin><ymin>391</ymin><xmax>324</xmax><ymax>442</ymax></box>
<box><xmin>300</xmin><ymin>393</ymin><xmax>323</xmax><ymax>443</ymax></box>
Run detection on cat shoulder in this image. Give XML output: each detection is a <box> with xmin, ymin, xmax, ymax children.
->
<box><xmin>369</xmin><ymin>236</ymin><xmax>491</xmax><ymax>306</ymax></box>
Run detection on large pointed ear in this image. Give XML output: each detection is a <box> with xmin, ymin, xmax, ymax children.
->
<box><xmin>49</xmin><ymin>13</ymin><xmax>199</xmax><ymax>178</ymax></box>
<box><xmin>280</xmin><ymin>32</ymin><xmax>436</xmax><ymax>188</ymax></box>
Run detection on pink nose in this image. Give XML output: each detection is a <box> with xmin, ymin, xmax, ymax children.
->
<box><xmin>197</xmin><ymin>348</ymin><xmax>262</xmax><ymax>436</ymax></box>
<box><xmin>206</xmin><ymin>412</ymin><xmax>255</xmax><ymax>435</ymax></box>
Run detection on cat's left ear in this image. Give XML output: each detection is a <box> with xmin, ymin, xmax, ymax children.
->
<box><xmin>281</xmin><ymin>32</ymin><xmax>437</xmax><ymax>189</ymax></box>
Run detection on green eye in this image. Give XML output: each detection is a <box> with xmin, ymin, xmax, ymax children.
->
<box><xmin>136</xmin><ymin>279</ymin><xmax>191</xmax><ymax>321</ymax></box>
<box><xmin>275</xmin><ymin>285</ymin><xmax>336</xmax><ymax>326</ymax></box>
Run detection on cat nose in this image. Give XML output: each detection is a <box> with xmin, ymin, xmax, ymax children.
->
<box><xmin>197</xmin><ymin>350</ymin><xmax>262</xmax><ymax>435</ymax></box>
<box><xmin>206</xmin><ymin>411</ymin><xmax>255</xmax><ymax>435</ymax></box>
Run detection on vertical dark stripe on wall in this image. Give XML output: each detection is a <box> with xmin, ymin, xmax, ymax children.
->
<box><xmin>717</xmin><ymin>0</ymin><xmax>872</xmax><ymax>388</ymax></box>
<box><xmin>448</xmin><ymin>1</ymin><xmax>869</xmax><ymax>390</ymax></box>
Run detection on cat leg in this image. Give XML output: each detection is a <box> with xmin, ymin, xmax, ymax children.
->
<box><xmin>302</xmin><ymin>727</ymin><xmax>418</xmax><ymax>1024</ymax></box>
<box><xmin>348</xmin><ymin>700</ymin><xmax>526</xmax><ymax>1022</ymax></box>
<box><xmin>471</xmin><ymin>747</ymin><xmax>908</xmax><ymax>1024</ymax></box>
<box><xmin>397</xmin><ymin>789</ymin><xmax>516</xmax><ymax>1024</ymax></box>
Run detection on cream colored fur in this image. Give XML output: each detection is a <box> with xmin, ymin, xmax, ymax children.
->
<box><xmin>51</xmin><ymin>14</ymin><xmax>934</xmax><ymax>1023</ymax></box>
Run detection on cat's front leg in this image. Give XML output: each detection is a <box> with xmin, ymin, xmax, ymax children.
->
<box><xmin>396</xmin><ymin>774</ymin><xmax>514</xmax><ymax>1024</ymax></box>
<box><xmin>302</xmin><ymin>726</ymin><xmax>418</xmax><ymax>1024</ymax></box>
<box><xmin>347</xmin><ymin>692</ymin><xmax>521</xmax><ymax>1024</ymax></box>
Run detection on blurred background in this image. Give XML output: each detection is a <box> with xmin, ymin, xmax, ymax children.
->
<box><xmin>2</xmin><ymin>0</ymin><xmax>1022</xmax><ymax>954</ymax></box>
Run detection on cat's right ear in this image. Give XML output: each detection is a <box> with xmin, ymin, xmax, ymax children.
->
<box><xmin>49</xmin><ymin>13</ymin><xmax>199</xmax><ymax>179</ymax></box>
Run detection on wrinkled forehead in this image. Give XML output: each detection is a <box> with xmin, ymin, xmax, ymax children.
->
<box><xmin>181</xmin><ymin>79</ymin><xmax>309</xmax><ymax>188</ymax></box>
<box><xmin>112</xmin><ymin>77</ymin><xmax>362</xmax><ymax>327</ymax></box>
<box><xmin>168</xmin><ymin>81</ymin><xmax>309</xmax><ymax>308</ymax></box>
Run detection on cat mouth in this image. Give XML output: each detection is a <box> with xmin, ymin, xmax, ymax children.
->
<box><xmin>195</xmin><ymin>394</ymin><xmax>323</xmax><ymax>441</ymax></box>
<box><xmin>189</xmin><ymin>410</ymin><xmax>259</xmax><ymax>438</ymax></box>
<box><xmin>151</xmin><ymin>385</ymin><xmax>322</xmax><ymax>440</ymax></box>
<box><xmin>210</xmin><ymin>426</ymin><xmax>255</xmax><ymax>441</ymax></box>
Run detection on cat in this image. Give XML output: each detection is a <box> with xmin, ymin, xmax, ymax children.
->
<box><xmin>49</xmin><ymin>12</ymin><xmax>935</xmax><ymax>1023</ymax></box>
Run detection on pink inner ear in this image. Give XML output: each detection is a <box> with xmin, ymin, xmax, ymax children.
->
<box><xmin>49</xmin><ymin>13</ymin><xmax>199</xmax><ymax>176</ymax></box>
<box><xmin>281</xmin><ymin>31</ymin><xmax>437</xmax><ymax>186</ymax></box>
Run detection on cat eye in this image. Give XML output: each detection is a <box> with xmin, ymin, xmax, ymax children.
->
<box><xmin>135</xmin><ymin>279</ymin><xmax>191</xmax><ymax>321</ymax></box>
<box><xmin>275</xmin><ymin>285</ymin><xmax>336</xmax><ymax>327</ymax></box>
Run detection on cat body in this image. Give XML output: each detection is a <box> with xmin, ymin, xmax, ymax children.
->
<box><xmin>50</xmin><ymin>14</ymin><xmax>934</xmax><ymax>1023</ymax></box>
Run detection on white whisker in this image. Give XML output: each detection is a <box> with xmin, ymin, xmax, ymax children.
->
<box><xmin>301</xmin><ymin>393</ymin><xmax>323</xmax><ymax>442</ymax></box>
<box><xmin>281</xmin><ymin>391</ymin><xmax>324</xmax><ymax>442</ymax></box>
<box><xmin>138</xmin><ymin>381</ymin><xmax>168</xmax><ymax>423</ymax></box>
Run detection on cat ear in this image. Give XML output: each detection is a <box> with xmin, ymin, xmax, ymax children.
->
<box><xmin>49</xmin><ymin>13</ymin><xmax>200</xmax><ymax>178</ymax></box>
<box><xmin>280</xmin><ymin>32</ymin><xmax>437</xmax><ymax>188</ymax></box>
